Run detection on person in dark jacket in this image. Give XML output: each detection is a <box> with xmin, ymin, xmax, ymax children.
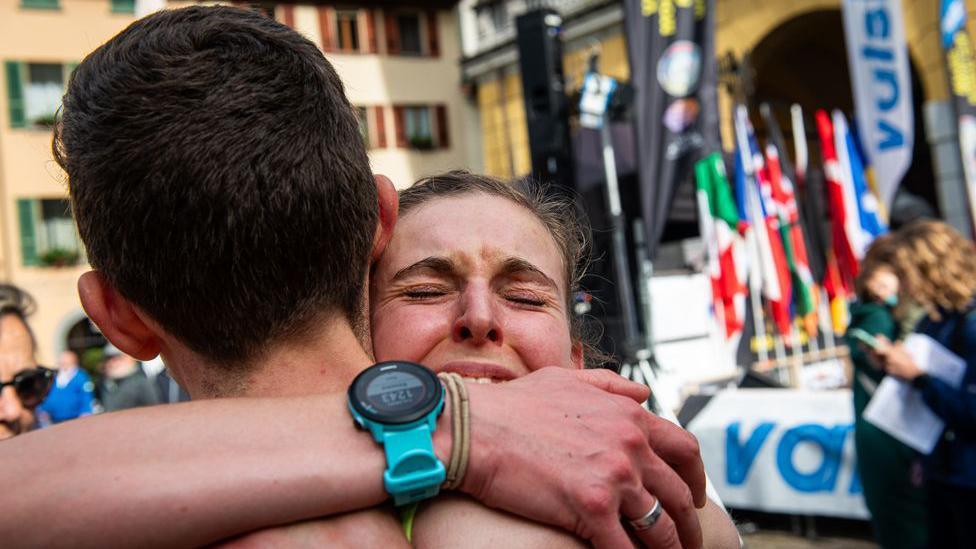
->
<box><xmin>847</xmin><ymin>235</ymin><xmax>928</xmax><ymax>549</ymax></box>
<box><xmin>874</xmin><ymin>220</ymin><xmax>976</xmax><ymax>548</ymax></box>
<box><xmin>96</xmin><ymin>344</ymin><xmax>159</xmax><ymax>413</ymax></box>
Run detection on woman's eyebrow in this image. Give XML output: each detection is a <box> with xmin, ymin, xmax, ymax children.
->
<box><xmin>391</xmin><ymin>256</ymin><xmax>456</xmax><ymax>281</ymax></box>
<box><xmin>499</xmin><ymin>258</ymin><xmax>558</xmax><ymax>290</ymax></box>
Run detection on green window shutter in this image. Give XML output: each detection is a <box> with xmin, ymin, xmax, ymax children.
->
<box><xmin>65</xmin><ymin>61</ymin><xmax>79</xmax><ymax>87</ymax></box>
<box><xmin>110</xmin><ymin>0</ymin><xmax>135</xmax><ymax>14</ymax></box>
<box><xmin>17</xmin><ymin>199</ymin><xmax>39</xmax><ymax>266</ymax></box>
<box><xmin>21</xmin><ymin>0</ymin><xmax>60</xmax><ymax>9</ymax></box>
<box><xmin>5</xmin><ymin>61</ymin><xmax>26</xmax><ymax>129</ymax></box>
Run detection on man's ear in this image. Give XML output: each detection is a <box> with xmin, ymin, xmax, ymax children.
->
<box><xmin>370</xmin><ymin>173</ymin><xmax>399</xmax><ymax>262</ymax></box>
<box><xmin>77</xmin><ymin>271</ymin><xmax>162</xmax><ymax>361</ymax></box>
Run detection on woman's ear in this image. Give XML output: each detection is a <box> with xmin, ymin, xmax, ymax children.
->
<box><xmin>77</xmin><ymin>271</ymin><xmax>162</xmax><ymax>361</ymax></box>
<box><xmin>370</xmin><ymin>174</ymin><xmax>399</xmax><ymax>262</ymax></box>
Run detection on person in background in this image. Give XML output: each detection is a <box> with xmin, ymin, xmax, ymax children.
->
<box><xmin>0</xmin><ymin>284</ymin><xmax>55</xmax><ymax>440</ymax></box>
<box><xmin>36</xmin><ymin>350</ymin><xmax>95</xmax><ymax>425</ymax></box>
<box><xmin>873</xmin><ymin>220</ymin><xmax>976</xmax><ymax>548</ymax></box>
<box><xmin>846</xmin><ymin>235</ymin><xmax>927</xmax><ymax>549</ymax></box>
<box><xmin>96</xmin><ymin>344</ymin><xmax>160</xmax><ymax>413</ymax></box>
<box><xmin>155</xmin><ymin>367</ymin><xmax>190</xmax><ymax>404</ymax></box>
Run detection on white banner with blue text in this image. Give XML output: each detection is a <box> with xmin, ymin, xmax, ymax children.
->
<box><xmin>687</xmin><ymin>389</ymin><xmax>869</xmax><ymax>519</ymax></box>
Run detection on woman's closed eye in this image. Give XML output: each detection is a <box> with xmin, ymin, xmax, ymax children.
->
<box><xmin>402</xmin><ymin>285</ymin><xmax>452</xmax><ymax>300</ymax></box>
<box><xmin>503</xmin><ymin>289</ymin><xmax>550</xmax><ymax>308</ymax></box>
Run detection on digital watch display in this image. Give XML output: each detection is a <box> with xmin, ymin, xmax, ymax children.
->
<box><xmin>347</xmin><ymin>361</ymin><xmax>446</xmax><ymax>505</ymax></box>
<box><xmin>349</xmin><ymin>361</ymin><xmax>441</xmax><ymax>425</ymax></box>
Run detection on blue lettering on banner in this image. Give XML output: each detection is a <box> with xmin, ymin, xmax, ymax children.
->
<box><xmin>877</xmin><ymin>119</ymin><xmax>905</xmax><ymax>149</ymax></box>
<box><xmin>776</xmin><ymin>424</ymin><xmax>851</xmax><ymax>493</ymax></box>
<box><xmin>725</xmin><ymin>422</ymin><xmax>863</xmax><ymax>495</ymax></box>
<box><xmin>857</xmin><ymin>3</ymin><xmax>905</xmax><ymax>151</ymax></box>
<box><xmin>725</xmin><ymin>422</ymin><xmax>775</xmax><ymax>485</ymax></box>
<box><xmin>865</xmin><ymin>7</ymin><xmax>890</xmax><ymax>38</ymax></box>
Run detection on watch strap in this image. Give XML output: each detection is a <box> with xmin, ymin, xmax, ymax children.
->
<box><xmin>381</xmin><ymin>420</ymin><xmax>445</xmax><ymax>506</ymax></box>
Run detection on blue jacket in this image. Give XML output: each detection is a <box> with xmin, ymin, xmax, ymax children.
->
<box><xmin>37</xmin><ymin>368</ymin><xmax>95</xmax><ymax>424</ymax></box>
<box><xmin>915</xmin><ymin>307</ymin><xmax>976</xmax><ymax>488</ymax></box>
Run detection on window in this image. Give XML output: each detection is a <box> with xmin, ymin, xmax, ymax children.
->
<box><xmin>355</xmin><ymin>106</ymin><xmax>369</xmax><ymax>145</ymax></box>
<box><xmin>6</xmin><ymin>62</ymin><xmax>74</xmax><ymax>129</ymax></box>
<box><xmin>336</xmin><ymin>10</ymin><xmax>360</xmax><ymax>52</ymax></box>
<box><xmin>245</xmin><ymin>2</ymin><xmax>276</xmax><ymax>18</ymax></box>
<box><xmin>355</xmin><ymin>106</ymin><xmax>387</xmax><ymax>149</ymax></box>
<box><xmin>404</xmin><ymin>107</ymin><xmax>432</xmax><ymax>148</ymax></box>
<box><xmin>18</xmin><ymin>198</ymin><xmax>84</xmax><ymax>267</ymax></box>
<box><xmin>25</xmin><ymin>64</ymin><xmax>63</xmax><ymax>126</ymax></box>
<box><xmin>21</xmin><ymin>0</ymin><xmax>59</xmax><ymax>9</ymax></box>
<box><xmin>110</xmin><ymin>0</ymin><xmax>135</xmax><ymax>14</ymax></box>
<box><xmin>397</xmin><ymin>14</ymin><xmax>423</xmax><ymax>55</ymax></box>
<box><xmin>394</xmin><ymin>104</ymin><xmax>448</xmax><ymax>151</ymax></box>
<box><xmin>385</xmin><ymin>10</ymin><xmax>437</xmax><ymax>56</ymax></box>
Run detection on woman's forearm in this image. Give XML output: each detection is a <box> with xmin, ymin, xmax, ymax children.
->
<box><xmin>1</xmin><ymin>394</ymin><xmax>394</xmax><ymax>548</ymax></box>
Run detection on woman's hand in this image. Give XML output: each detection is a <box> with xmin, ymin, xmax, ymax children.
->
<box><xmin>872</xmin><ymin>335</ymin><xmax>924</xmax><ymax>381</ymax></box>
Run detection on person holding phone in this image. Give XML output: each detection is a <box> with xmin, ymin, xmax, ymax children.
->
<box><xmin>845</xmin><ymin>235</ymin><xmax>928</xmax><ymax>549</ymax></box>
<box><xmin>872</xmin><ymin>220</ymin><xmax>976</xmax><ymax>548</ymax></box>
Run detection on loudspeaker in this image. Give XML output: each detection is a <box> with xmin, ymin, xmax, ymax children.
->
<box><xmin>515</xmin><ymin>9</ymin><xmax>575</xmax><ymax>193</ymax></box>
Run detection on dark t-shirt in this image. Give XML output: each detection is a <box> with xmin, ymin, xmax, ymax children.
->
<box><xmin>97</xmin><ymin>369</ymin><xmax>160</xmax><ymax>412</ymax></box>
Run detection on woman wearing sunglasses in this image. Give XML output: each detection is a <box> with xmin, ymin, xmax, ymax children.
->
<box><xmin>0</xmin><ymin>284</ymin><xmax>56</xmax><ymax>440</ymax></box>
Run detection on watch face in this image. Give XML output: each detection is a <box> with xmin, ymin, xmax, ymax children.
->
<box><xmin>349</xmin><ymin>361</ymin><xmax>442</xmax><ymax>424</ymax></box>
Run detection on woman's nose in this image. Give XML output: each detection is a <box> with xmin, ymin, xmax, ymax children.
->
<box><xmin>453</xmin><ymin>285</ymin><xmax>502</xmax><ymax>345</ymax></box>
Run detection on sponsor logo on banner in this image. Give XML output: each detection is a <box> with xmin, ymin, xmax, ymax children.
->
<box><xmin>656</xmin><ymin>40</ymin><xmax>702</xmax><ymax>97</ymax></box>
<box><xmin>688</xmin><ymin>389</ymin><xmax>869</xmax><ymax>518</ymax></box>
<box><xmin>841</xmin><ymin>0</ymin><xmax>914</xmax><ymax>209</ymax></box>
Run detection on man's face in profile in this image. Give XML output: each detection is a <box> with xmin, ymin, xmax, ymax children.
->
<box><xmin>0</xmin><ymin>314</ymin><xmax>38</xmax><ymax>440</ymax></box>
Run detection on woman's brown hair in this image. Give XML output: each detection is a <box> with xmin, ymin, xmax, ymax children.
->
<box><xmin>891</xmin><ymin>220</ymin><xmax>976</xmax><ymax>320</ymax></box>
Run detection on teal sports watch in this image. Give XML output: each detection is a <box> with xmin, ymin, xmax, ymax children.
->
<box><xmin>347</xmin><ymin>361</ymin><xmax>446</xmax><ymax>506</ymax></box>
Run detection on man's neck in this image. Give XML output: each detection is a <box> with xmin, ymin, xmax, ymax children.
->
<box><xmin>165</xmin><ymin>318</ymin><xmax>374</xmax><ymax>399</ymax></box>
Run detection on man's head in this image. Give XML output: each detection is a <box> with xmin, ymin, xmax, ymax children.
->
<box><xmin>0</xmin><ymin>284</ymin><xmax>53</xmax><ymax>440</ymax></box>
<box><xmin>54</xmin><ymin>6</ymin><xmax>389</xmax><ymax>374</ymax></box>
<box><xmin>57</xmin><ymin>350</ymin><xmax>78</xmax><ymax>370</ymax></box>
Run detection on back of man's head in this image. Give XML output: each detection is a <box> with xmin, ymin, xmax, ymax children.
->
<box><xmin>54</xmin><ymin>6</ymin><xmax>377</xmax><ymax>367</ymax></box>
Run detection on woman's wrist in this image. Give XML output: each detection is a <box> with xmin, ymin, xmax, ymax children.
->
<box><xmin>911</xmin><ymin>373</ymin><xmax>930</xmax><ymax>389</ymax></box>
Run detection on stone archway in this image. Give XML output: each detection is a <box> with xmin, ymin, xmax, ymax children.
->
<box><xmin>747</xmin><ymin>9</ymin><xmax>937</xmax><ymax>216</ymax></box>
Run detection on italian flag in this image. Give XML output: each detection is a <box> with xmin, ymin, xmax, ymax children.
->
<box><xmin>695</xmin><ymin>152</ymin><xmax>746</xmax><ymax>341</ymax></box>
<box><xmin>765</xmin><ymin>144</ymin><xmax>817</xmax><ymax>330</ymax></box>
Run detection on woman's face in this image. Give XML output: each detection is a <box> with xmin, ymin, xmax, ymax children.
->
<box><xmin>370</xmin><ymin>193</ymin><xmax>582</xmax><ymax>382</ymax></box>
<box><xmin>867</xmin><ymin>268</ymin><xmax>899</xmax><ymax>303</ymax></box>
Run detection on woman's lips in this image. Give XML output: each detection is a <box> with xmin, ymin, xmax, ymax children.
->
<box><xmin>436</xmin><ymin>361</ymin><xmax>518</xmax><ymax>383</ymax></box>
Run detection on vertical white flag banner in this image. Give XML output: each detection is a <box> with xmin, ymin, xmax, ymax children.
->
<box><xmin>841</xmin><ymin>0</ymin><xmax>914</xmax><ymax>209</ymax></box>
<box><xmin>135</xmin><ymin>0</ymin><xmax>166</xmax><ymax>17</ymax></box>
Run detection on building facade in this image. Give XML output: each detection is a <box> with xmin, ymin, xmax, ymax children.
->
<box><xmin>1</xmin><ymin>0</ymin><xmax>468</xmax><ymax>364</ymax></box>
<box><xmin>460</xmin><ymin>0</ymin><xmax>976</xmax><ymax>232</ymax></box>
<box><xmin>0</xmin><ymin>0</ymin><xmax>138</xmax><ymax>366</ymax></box>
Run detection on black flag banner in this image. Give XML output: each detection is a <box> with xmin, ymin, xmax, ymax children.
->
<box><xmin>940</xmin><ymin>0</ymin><xmax>976</xmax><ymax>233</ymax></box>
<box><xmin>623</xmin><ymin>0</ymin><xmax>719</xmax><ymax>259</ymax></box>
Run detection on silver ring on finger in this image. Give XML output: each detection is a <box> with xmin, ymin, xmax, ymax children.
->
<box><xmin>627</xmin><ymin>498</ymin><xmax>663</xmax><ymax>531</ymax></box>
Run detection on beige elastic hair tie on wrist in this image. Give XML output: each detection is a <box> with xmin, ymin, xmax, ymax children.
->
<box><xmin>437</xmin><ymin>372</ymin><xmax>470</xmax><ymax>490</ymax></box>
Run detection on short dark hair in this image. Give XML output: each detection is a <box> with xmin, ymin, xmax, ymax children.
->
<box><xmin>54</xmin><ymin>6</ymin><xmax>377</xmax><ymax>366</ymax></box>
<box><xmin>399</xmin><ymin>171</ymin><xmax>610</xmax><ymax>367</ymax></box>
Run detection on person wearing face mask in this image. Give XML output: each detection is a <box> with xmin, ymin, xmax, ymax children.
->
<box><xmin>872</xmin><ymin>220</ymin><xmax>976</xmax><ymax>548</ymax></box>
<box><xmin>846</xmin><ymin>235</ymin><xmax>927</xmax><ymax>549</ymax></box>
<box><xmin>0</xmin><ymin>284</ymin><xmax>56</xmax><ymax>441</ymax></box>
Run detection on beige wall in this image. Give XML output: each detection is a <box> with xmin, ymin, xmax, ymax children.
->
<box><xmin>0</xmin><ymin>0</ymin><xmax>136</xmax><ymax>364</ymax></box>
